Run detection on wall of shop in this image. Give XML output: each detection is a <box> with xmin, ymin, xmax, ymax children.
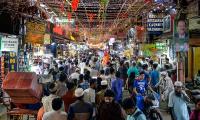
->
<box><xmin>188</xmin><ymin>47</ymin><xmax>200</xmax><ymax>80</ymax></box>
<box><xmin>188</xmin><ymin>38</ymin><xmax>200</xmax><ymax>80</ymax></box>
<box><xmin>187</xmin><ymin>0</ymin><xmax>200</xmax><ymax>81</ymax></box>
<box><xmin>193</xmin><ymin>47</ymin><xmax>200</xmax><ymax>76</ymax></box>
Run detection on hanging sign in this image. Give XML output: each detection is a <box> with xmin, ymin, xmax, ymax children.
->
<box><xmin>26</xmin><ymin>21</ymin><xmax>46</xmax><ymax>34</ymax></box>
<box><xmin>26</xmin><ymin>21</ymin><xmax>46</xmax><ymax>44</ymax></box>
<box><xmin>8</xmin><ymin>52</ymin><xmax>17</xmax><ymax>72</ymax></box>
<box><xmin>147</xmin><ymin>13</ymin><xmax>163</xmax><ymax>33</ymax></box>
<box><xmin>0</xmin><ymin>36</ymin><xmax>18</xmax><ymax>53</ymax></box>
<box><xmin>26</xmin><ymin>32</ymin><xmax>44</xmax><ymax>44</ymax></box>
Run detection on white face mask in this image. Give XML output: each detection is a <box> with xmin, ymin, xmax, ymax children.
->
<box><xmin>105</xmin><ymin>99</ymin><xmax>110</xmax><ymax>103</ymax></box>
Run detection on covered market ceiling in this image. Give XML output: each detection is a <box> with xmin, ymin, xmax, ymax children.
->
<box><xmin>42</xmin><ymin>0</ymin><xmax>146</xmax><ymax>27</ymax></box>
<box><xmin>39</xmin><ymin>0</ymin><xmax>152</xmax><ymax>41</ymax></box>
<box><xmin>0</xmin><ymin>0</ymin><xmax>177</xmax><ymax>42</ymax></box>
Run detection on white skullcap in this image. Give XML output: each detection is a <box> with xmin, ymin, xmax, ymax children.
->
<box><xmin>75</xmin><ymin>88</ymin><xmax>84</xmax><ymax>97</ymax></box>
<box><xmin>101</xmin><ymin>80</ymin><xmax>108</xmax><ymax>86</ymax></box>
<box><xmin>161</xmin><ymin>71</ymin><xmax>167</xmax><ymax>76</ymax></box>
<box><xmin>174</xmin><ymin>81</ymin><xmax>183</xmax><ymax>87</ymax></box>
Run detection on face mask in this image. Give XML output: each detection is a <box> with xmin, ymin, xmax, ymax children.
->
<box><xmin>105</xmin><ymin>99</ymin><xmax>111</xmax><ymax>103</ymax></box>
<box><xmin>175</xmin><ymin>91</ymin><xmax>182</xmax><ymax>97</ymax></box>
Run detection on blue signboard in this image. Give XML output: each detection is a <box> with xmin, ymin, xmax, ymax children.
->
<box><xmin>147</xmin><ymin>13</ymin><xmax>163</xmax><ymax>35</ymax></box>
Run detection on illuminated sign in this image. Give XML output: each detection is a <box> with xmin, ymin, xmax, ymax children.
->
<box><xmin>0</xmin><ymin>36</ymin><xmax>18</xmax><ymax>53</ymax></box>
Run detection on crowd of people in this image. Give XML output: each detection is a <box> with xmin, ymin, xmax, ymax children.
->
<box><xmin>34</xmin><ymin>51</ymin><xmax>200</xmax><ymax>120</ymax></box>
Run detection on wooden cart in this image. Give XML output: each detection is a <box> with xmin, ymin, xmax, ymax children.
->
<box><xmin>2</xmin><ymin>72</ymin><xmax>43</xmax><ymax>120</ymax></box>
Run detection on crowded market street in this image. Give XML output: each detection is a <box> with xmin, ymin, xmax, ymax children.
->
<box><xmin>0</xmin><ymin>0</ymin><xmax>200</xmax><ymax>120</ymax></box>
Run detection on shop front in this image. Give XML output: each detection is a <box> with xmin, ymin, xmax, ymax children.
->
<box><xmin>188</xmin><ymin>39</ymin><xmax>200</xmax><ymax>82</ymax></box>
<box><xmin>187</xmin><ymin>0</ymin><xmax>200</xmax><ymax>82</ymax></box>
<box><xmin>0</xmin><ymin>35</ymin><xmax>19</xmax><ymax>80</ymax></box>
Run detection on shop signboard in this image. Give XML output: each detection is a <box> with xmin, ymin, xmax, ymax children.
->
<box><xmin>26</xmin><ymin>21</ymin><xmax>46</xmax><ymax>34</ymax></box>
<box><xmin>156</xmin><ymin>42</ymin><xmax>168</xmax><ymax>53</ymax></box>
<box><xmin>0</xmin><ymin>36</ymin><xmax>18</xmax><ymax>53</ymax></box>
<box><xmin>8</xmin><ymin>52</ymin><xmax>17</xmax><ymax>72</ymax></box>
<box><xmin>147</xmin><ymin>13</ymin><xmax>164</xmax><ymax>35</ymax></box>
<box><xmin>26</xmin><ymin>32</ymin><xmax>44</xmax><ymax>44</ymax></box>
<box><xmin>26</xmin><ymin>21</ymin><xmax>45</xmax><ymax>44</ymax></box>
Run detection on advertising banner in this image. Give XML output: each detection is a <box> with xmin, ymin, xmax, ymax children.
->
<box><xmin>173</xmin><ymin>18</ymin><xmax>189</xmax><ymax>52</ymax></box>
<box><xmin>0</xmin><ymin>36</ymin><xmax>18</xmax><ymax>53</ymax></box>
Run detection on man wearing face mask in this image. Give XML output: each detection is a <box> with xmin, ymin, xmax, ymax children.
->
<box><xmin>97</xmin><ymin>89</ymin><xmax>124</xmax><ymax>120</ymax></box>
<box><xmin>168</xmin><ymin>81</ymin><xmax>190</xmax><ymax>120</ymax></box>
